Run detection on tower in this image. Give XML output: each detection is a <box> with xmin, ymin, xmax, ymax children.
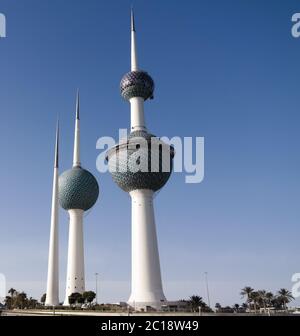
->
<box><xmin>45</xmin><ymin>121</ymin><xmax>60</xmax><ymax>306</ymax></box>
<box><xmin>58</xmin><ymin>91</ymin><xmax>99</xmax><ymax>305</ymax></box>
<box><xmin>106</xmin><ymin>10</ymin><xmax>175</xmax><ymax>310</ymax></box>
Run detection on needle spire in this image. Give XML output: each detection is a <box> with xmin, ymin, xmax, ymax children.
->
<box><xmin>54</xmin><ymin>119</ymin><xmax>59</xmax><ymax>168</ymax></box>
<box><xmin>73</xmin><ymin>90</ymin><xmax>81</xmax><ymax>167</ymax></box>
<box><xmin>131</xmin><ymin>8</ymin><xmax>138</xmax><ymax>71</ymax></box>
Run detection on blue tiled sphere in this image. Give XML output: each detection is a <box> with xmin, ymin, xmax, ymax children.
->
<box><xmin>58</xmin><ymin>167</ymin><xmax>99</xmax><ymax>211</ymax></box>
<box><xmin>107</xmin><ymin>131</ymin><xmax>174</xmax><ymax>192</ymax></box>
<box><xmin>120</xmin><ymin>71</ymin><xmax>154</xmax><ymax>101</ymax></box>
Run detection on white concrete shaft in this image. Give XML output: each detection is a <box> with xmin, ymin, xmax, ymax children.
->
<box><xmin>130</xmin><ymin>97</ymin><xmax>147</xmax><ymax>131</ymax></box>
<box><xmin>131</xmin><ymin>29</ymin><xmax>138</xmax><ymax>71</ymax></box>
<box><xmin>45</xmin><ymin>167</ymin><xmax>59</xmax><ymax>306</ymax></box>
<box><xmin>73</xmin><ymin>117</ymin><xmax>80</xmax><ymax>167</ymax></box>
<box><xmin>128</xmin><ymin>189</ymin><xmax>166</xmax><ymax>309</ymax></box>
<box><xmin>64</xmin><ymin>209</ymin><xmax>85</xmax><ymax>305</ymax></box>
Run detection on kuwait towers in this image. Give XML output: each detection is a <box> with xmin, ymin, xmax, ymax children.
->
<box><xmin>107</xmin><ymin>10</ymin><xmax>175</xmax><ymax>310</ymax></box>
<box><xmin>46</xmin><ymin>92</ymin><xmax>99</xmax><ymax>306</ymax></box>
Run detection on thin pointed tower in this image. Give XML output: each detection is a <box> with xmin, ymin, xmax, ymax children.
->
<box><xmin>107</xmin><ymin>9</ymin><xmax>175</xmax><ymax>310</ymax></box>
<box><xmin>58</xmin><ymin>92</ymin><xmax>99</xmax><ymax>305</ymax></box>
<box><xmin>45</xmin><ymin>121</ymin><xmax>60</xmax><ymax>306</ymax></box>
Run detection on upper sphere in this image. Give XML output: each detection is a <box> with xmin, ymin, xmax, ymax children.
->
<box><xmin>58</xmin><ymin>167</ymin><xmax>99</xmax><ymax>211</ymax></box>
<box><xmin>120</xmin><ymin>71</ymin><xmax>154</xmax><ymax>101</ymax></box>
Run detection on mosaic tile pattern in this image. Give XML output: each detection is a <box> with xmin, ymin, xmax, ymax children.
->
<box><xmin>59</xmin><ymin>167</ymin><xmax>99</xmax><ymax>211</ymax></box>
<box><xmin>120</xmin><ymin>71</ymin><xmax>154</xmax><ymax>101</ymax></box>
<box><xmin>107</xmin><ymin>131</ymin><xmax>174</xmax><ymax>192</ymax></box>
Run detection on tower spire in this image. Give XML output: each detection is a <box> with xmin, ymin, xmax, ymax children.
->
<box><xmin>54</xmin><ymin>119</ymin><xmax>59</xmax><ymax>168</ymax></box>
<box><xmin>73</xmin><ymin>90</ymin><xmax>81</xmax><ymax>167</ymax></box>
<box><xmin>131</xmin><ymin>8</ymin><xmax>138</xmax><ymax>71</ymax></box>
<box><xmin>131</xmin><ymin>6</ymin><xmax>135</xmax><ymax>32</ymax></box>
<box><xmin>76</xmin><ymin>89</ymin><xmax>80</xmax><ymax>120</ymax></box>
<box><xmin>121</xmin><ymin>9</ymin><xmax>154</xmax><ymax>130</ymax></box>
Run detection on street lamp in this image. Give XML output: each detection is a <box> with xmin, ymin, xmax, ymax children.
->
<box><xmin>95</xmin><ymin>272</ymin><xmax>99</xmax><ymax>304</ymax></box>
<box><xmin>204</xmin><ymin>272</ymin><xmax>211</xmax><ymax>309</ymax></box>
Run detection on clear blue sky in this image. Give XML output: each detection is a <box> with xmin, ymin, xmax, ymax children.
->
<box><xmin>0</xmin><ymin>0</ymin><xmax>300</xmax><ymax>307</ymax></box>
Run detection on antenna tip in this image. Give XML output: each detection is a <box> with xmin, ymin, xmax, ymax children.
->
<box><xmin>54</xmin><ymin>120</ymin><xmax>59</xmax><ymax>168</ymax></box>
<box><xmin>131</xmin><ymin>7</ymin><xmax>135</xmax><ymax>32</ymax></box>
<box><xmin>76</xmin><ymin>89</ymin><xmax>80</xmax><ymax>120</ymax></box>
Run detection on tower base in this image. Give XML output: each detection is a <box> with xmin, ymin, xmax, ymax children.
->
<box><xmin>127</xmin><ymin>299</ymin><xmax>167</xmax><ymax>311</ymax></box>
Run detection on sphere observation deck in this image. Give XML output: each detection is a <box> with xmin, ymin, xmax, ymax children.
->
<box><xmin>106</xmin><ymin>130</ymin><xmax>175</xmax><ymax>193</ymax></box>
<box><xmin>120</xmin><ymin>71</ymin><xmax>154</xmax><ymax>101</ymax></box>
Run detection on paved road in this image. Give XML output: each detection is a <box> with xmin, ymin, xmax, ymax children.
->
<box><xmin>2</xmin><ymin>310</ymin><xmax>293</xmax><ymax>317</ymax></box>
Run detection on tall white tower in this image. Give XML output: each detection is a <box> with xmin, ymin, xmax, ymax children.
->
<box><xmin>107</xmin><ymin>10</ymin><xmax>175</xmax><ymax>310</ymax></box>
<box><xmin>58</xmin><ymin>92</ymin><xmax>99</xmax><ymax>305</ymax></box>
<box><xmin>45</xmin><ymin>121</ymin><xmax>60</xmax><ymax>306</ymax></box>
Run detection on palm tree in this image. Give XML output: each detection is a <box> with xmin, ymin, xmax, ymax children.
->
<box><xmin>233</xmin><ymin>304</ymin><xmax>240</xmax><ymax>313</ymax></box>
<box><xmin>4</xmin><ymin>296</ymin><xmax>13</xmax><ymax>309</ymax></box>
<box><xmin>265</xmin><ymin>292</ymin><xmax>274</xmax><ymax>308</ymax></box>
<box><xmin>277</xmin><ymin>289</ymin><xmax>294</xmax><ymax>311</ymax></box>
<box><xmin>240</xmin><ymin>286</ymin><xmax>254</xmax><ymax>311</ymax></box>
<box><xmin>7</xmin><ymin>288</ymin><xmax>18</xmax><ymax>309</ymax></box>
<box><xmin>16</xmin><ymin>292</ymin><xmax>28</xmax><ymax>309</ymax></box>
<box><xmin>8</xmin><ymin>288</ymin><xmax>17</xmax><ymax>297</ymax></box>
<box><xmin>28</xmin><ymin>297</ymin><xmax>38</xmax><ymax>309</ymax></box>
<box><xmin>40</xmin><ymin>293</ymin><xmax>46</xmax><ymax>304</ymax></box>
<box><xmin>188</xmin><ymin>295</ymin><xmax>205</xmax><ymax>312</ymax></box>
<box><xmin>257</xmin><ymin>290</ymin><xmax>267</xmax><ymax>312</ymax></box>
<box><xmin>250</xmin><ymin>291</ymin><xmax>259</xmax><ymax>314</ymax></box>
<box><xmin>271</xmin><ymin>296</ymin><xmax>283</xmax><ymax>310</ymax></box>
<box><xmin>241</xmin><ymin>303</ymin><xmax>248</xmax><ymax>312</ymax></box>
<box><xmin>215</xmin><ymin>302</ymin><xmax>222</xmax><ymax>312</ymax></box>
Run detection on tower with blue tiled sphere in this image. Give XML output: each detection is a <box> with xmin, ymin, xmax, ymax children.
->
<box><xmin>59</xmin><ymin>92</ymin><xmax>99</xmax><ymax>305</ymax></box>
<box><xmin>106</xmin><ymin>10</ymin><xmax>174</xmax><ymax>310</ymax></box>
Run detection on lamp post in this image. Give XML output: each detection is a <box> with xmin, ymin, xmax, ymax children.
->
<box><xmin>95</xmin><ymin>272</ymin><xmax>99</xmax><ymax>304</ymax></box>
<box><xmin>204</xmin><ymin>272</ymin><xmax>211</xmax><ymax>309</ymax></box>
